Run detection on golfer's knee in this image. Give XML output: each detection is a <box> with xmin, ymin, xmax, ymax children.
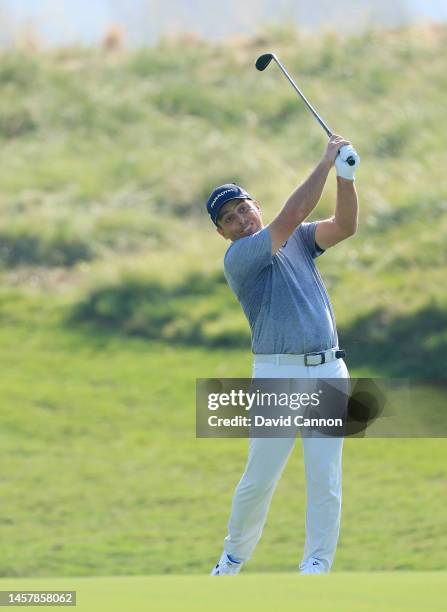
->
<box><xmin>307</xmin><ymin>473</ymin><xmax>341</xmax><ymax>497</ymax></box>
<box><xmin>238</xmin><ymin>476</ymin><xmax>275</xmax><ymax>498</ymax></box>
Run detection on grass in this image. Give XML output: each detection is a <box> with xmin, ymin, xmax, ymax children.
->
<box><xmin>1</xmin><ymin>25</ymin><xmax>446</xmax><ymax>371</ymax></box>
<box><xmin>0</xmin><ymin>573</ymin><xmax>446</xmax><ymax>612</ymax></box>
<box><xmin>0</xmin><ymin>293</ymin><xmax>446</xmax><ymax>577</ymax></box>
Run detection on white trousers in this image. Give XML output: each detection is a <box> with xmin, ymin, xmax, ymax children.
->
<box><xmin>223</xmin><ymin>356</ymin><xmax>349</xmax><ymax>572</ymax></box>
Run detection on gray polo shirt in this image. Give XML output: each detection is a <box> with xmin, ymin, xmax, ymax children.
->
<box><xmin>223</xmin><ymin>222</ymin><xmax>338</xmax><ymax>354</ymax></box>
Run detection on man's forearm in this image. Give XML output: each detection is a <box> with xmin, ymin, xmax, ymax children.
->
<box><xmin>268</xmin><ymin>136</ymin><xmax>351</xmax><ymax>254</ymax></box>
<box><xmin>335</xmin><ymin>177</ymin><xmax>358</xmax><ymax>235</ymax></box>
<box><xmin>280</xmin><ymin>160</ymin><xmax>331</xmax><ymax>228</ymax></box>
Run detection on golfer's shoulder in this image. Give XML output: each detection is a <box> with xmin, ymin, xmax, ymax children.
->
<box><xmin>226</xmin><ymin>227</ymin><xmax>270</xmax><ymax>258</ymax></box>
<box><xmin>224</xmin><ymin>228</ymin><xmax>272</xmax><ymax>277</ymax></box>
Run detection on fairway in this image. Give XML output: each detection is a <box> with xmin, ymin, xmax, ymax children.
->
<box><xmin>0</xmin><ymin>573</ymin><xmax>446</xmax><ymax>611</ymax></box>
<box><xmin>0</xmin><ymin>310</ymin><xmax>446</xmax><ymax>576</ymax></box>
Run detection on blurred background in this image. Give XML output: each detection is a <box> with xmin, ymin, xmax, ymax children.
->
<box><xmin>1</xmin><ymin>0</ymin><xmax>447</xmax><ymax>47</ymax></box>
<box><xmin>0</xmin><ymin>0</ymin><xmax>446</xmax><ymax>581</ymax></box>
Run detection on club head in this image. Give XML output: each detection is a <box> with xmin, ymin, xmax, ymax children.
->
<box><xmin>255</xmin><ymin>53</ymin><xmax>274</xmax><ymax>71</ymax></box>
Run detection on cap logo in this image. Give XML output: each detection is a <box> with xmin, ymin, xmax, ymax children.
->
<box><xmin>209</xmin><ymin>188</ymin><xmax>238</xmax><ymax>210</ymax></box>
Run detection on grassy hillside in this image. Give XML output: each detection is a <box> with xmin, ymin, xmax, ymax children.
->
<box><xmin>0</xmin><ymin>25</ymin><xmax>446</xmax><ymax>580</ymax></box>
<box><xmin>0</xmin><ymin>24</ymin><xmax>446</xmax><ymax>374</ymax></box>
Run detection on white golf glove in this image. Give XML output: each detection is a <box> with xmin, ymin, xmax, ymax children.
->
<box><xmin>335</xmin><ymin>145</ymin><xmax>360</xmax><ymax>180</ymax></box>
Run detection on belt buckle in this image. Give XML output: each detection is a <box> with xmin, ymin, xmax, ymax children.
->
<box><xmin>304</xmin><ymin>351</ymin><xmax>325</xmax><ymax>366</ymax></box>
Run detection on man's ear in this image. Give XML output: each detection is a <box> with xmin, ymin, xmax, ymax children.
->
<box><xmin>216</xmin><ymin>225</ymin><xmax>228</xmax><ymax>239</ymax></box>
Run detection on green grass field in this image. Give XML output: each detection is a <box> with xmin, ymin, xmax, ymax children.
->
<box><xmin>1</xmin><ymin>573</ymin><xmax>446</xmax><ymax>611</ymax></box>
<box><xmin>0</xmin><ymin>294</ymin><xmax>446</xmax><ymax>577</ymax></box>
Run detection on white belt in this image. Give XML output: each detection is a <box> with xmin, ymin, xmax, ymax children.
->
<box><xmin>254</xmin><ymin>349</ymin><xmax>346</xmax><ymax>367</ymax></box>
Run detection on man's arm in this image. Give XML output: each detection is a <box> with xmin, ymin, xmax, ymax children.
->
<box><xmin>269</xmin><ymin>135</ymin><xmax>351</xmax><ymax>254</ymax></box>
<box><xmin>314</xmin><ymin>176</ymin><xmax>359</xmax><ymax>250</ymax></box>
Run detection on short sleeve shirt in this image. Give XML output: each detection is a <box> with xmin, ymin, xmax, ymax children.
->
<box><xmin>223</xmin><ymin>222</ymin><xmax>338</xmax><ymax>354</ymax></box>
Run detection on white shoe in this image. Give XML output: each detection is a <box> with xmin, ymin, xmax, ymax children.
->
<box><xmin>299</xmin><ymin>558</ymin><xmax>326</xmax><ymax>575</ymax></box>
<box><xmin>210</xmin><ymin>551</ymin><xmax>243</xmax><ymax>576</ymax></box>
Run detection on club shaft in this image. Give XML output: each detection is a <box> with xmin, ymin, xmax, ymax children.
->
<box><xmin>272</xmin><ymin>56</ymin><xmax>333</xmax><ymax>138</ymax></box>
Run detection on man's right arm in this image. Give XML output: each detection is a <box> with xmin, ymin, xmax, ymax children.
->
<box><xmin>268</xmin><ymin>135</ymin><xmax>351</xmax><ymax>254</ymax></box>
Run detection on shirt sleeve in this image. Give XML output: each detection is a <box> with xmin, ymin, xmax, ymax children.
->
<box><xmin>294</xmin><ymin>221</ymin><xmax>325</xmax><ymax>259</ymax></box>
<box><xmin>224</xmin><ymin>227</ymin><xmax>272</xmax><ymax>295</ymax></box>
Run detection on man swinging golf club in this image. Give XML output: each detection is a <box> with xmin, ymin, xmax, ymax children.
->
<box><xmin>206</xmin><ymin>131</ymin><xmax>359</xmax><ymax>575</ymax></box>
<box><xmin>207</xmin><ymin>59</ymin><xmax>360</xmax><ymax>576</ymax></box>
<box><xmin>206</xmin><ymin>52</ymin><xmax>360</xmax><ymax>576</ymax></box>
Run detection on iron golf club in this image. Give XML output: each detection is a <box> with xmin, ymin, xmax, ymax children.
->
<box><xmin>255</xmin><ymin>53</ymin><xmax>356</xmax><ymax>166</ymax></box>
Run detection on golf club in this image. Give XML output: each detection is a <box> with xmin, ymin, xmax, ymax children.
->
<box><xmin>255</xmin><ymin>53</ymin><xmax>356</xmax><ymax>166</ymax></box>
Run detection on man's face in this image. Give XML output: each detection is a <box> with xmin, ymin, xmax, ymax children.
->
<box><xmin>216</xmin><ymin>199</ymin><xmax>263</xmax><ymax>241</ymax></box>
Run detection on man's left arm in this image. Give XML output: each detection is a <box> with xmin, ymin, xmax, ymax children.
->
<box><xmin>315</xmin><ymin>176</ymin><xmax>359</xmax><ymax>250</ymax></box>
<box><xmin>315</xmin><ymin>143</ymin><xmax>360</xmax><ymax>250</ymax></box>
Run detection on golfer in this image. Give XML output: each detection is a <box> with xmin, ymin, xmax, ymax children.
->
<box><xmin>206</xmin><ymin>135</ymin><xmax>360</xmax><ymax>575</ymax></box>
